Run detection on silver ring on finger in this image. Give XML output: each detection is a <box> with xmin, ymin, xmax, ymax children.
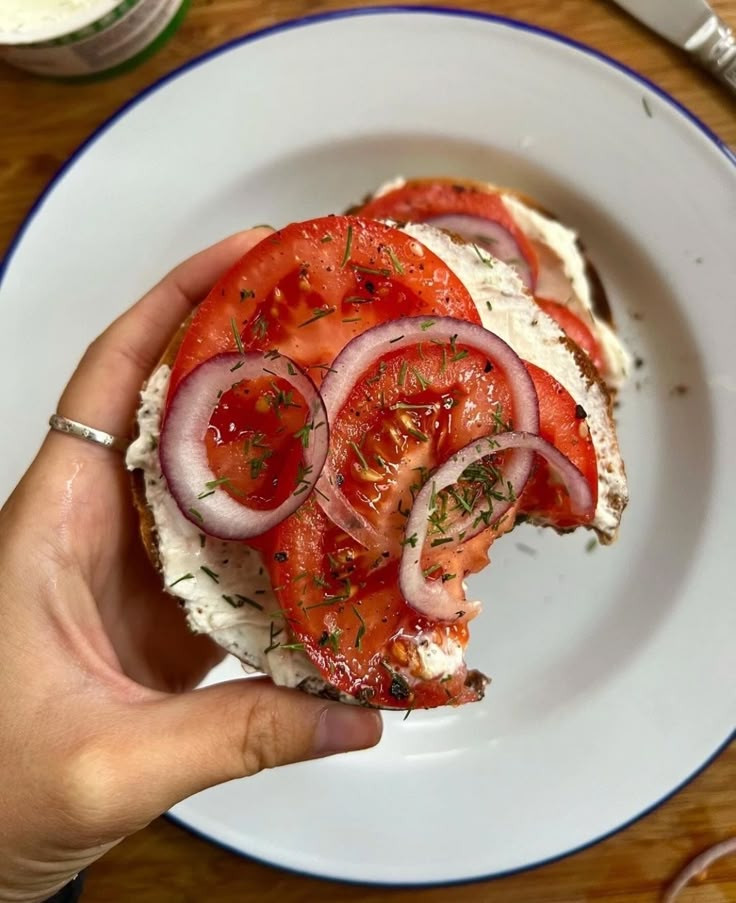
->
<box><xmin>48</xmin><ymin>414</ymin><xmax>130</xmax><ymax>453</ymax></box>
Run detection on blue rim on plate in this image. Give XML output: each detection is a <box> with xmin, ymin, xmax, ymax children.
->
<box><xmin>1</xmin><ymin>5</ymin><xmax>735</xmax><ymax>283</ymax></box>
<box><xmin>2</xmin><ymin>6</ymin><xmax>733</xmax><ymax>888</ymax></box>
<box><xmin>167</xmin><ymin>742</ymin><xmax>732</xmax><ymax>890</ymax></box>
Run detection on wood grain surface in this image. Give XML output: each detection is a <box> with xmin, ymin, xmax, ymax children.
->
<box><xmin>1</xmin><ymin>1</ymin><xmax>734</xmax><ymax>901</ymax></box>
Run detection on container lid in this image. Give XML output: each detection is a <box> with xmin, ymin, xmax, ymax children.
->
<box><xmin>0</xmin><ymin>0</ymin><xmax>121</xmax><ymax>46</ymax></box>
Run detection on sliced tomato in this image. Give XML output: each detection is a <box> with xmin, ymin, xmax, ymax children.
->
<box><xmin>267</xmin><ymin>342</ymin><xmax>597</xmax><ymax>708</ymax></box>
<box><xmin>167</xmin><ymin>216</ymin><xmax>480</xmax><ymax>519</ymax></box>
<box><xmin>268</xmin><ymin>341</ymin><xmax>514</xmax><ymax>708</ymax></box>
<box><xmin>519</xmin><ymin>363</ymin><xmax>598</xmax><ymax>526</ymax></box>
<box><xmin>270</xmin><ymin>501</ymin><xmax>482</xmax><ymax>708</ymax></box>
<box><xmin>205</xmin><ymin>375</ymin><xmax>313</xmax><ymax>510</ymax></box>
<box><xmin>357</xmin><ymin>179</ymin><xmax>538</xmax><ymax>286</ymax></box>
<box><xmin>535</xmin><ymin>297</ymin><xmax>604</xmax><ymax>373</ymax></box>
<box><xmin>167</xmin><ymin>215</ymin><xmax>480</xmax><ymax>400</ymax></box>
<box><xmin>326</xmin><ymin>343</ymin><xmax>515</xmax><ymax>558</ymax></box>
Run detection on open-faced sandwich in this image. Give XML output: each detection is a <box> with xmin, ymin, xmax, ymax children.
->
<box><xmin>127</xmin><ymin>182</ymin><xmax>628</xmax><ymax>711</ymax></box>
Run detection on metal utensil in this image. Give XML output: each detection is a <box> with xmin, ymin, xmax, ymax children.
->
<box><xmin>611</xmin><ymin>0</ymin><xmax>736</xmax><ymax>94</ymax></box>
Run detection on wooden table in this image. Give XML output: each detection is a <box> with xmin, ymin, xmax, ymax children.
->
<box><xmin>1</xmin><ymin>1</ymin><xmax>734</xmax><ymax>900</ymax></box>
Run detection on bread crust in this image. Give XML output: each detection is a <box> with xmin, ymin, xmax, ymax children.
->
<box><xmin>130</xmin><ymin>315</ymin><xmax>192</xmax><ymax>577</ymax></box>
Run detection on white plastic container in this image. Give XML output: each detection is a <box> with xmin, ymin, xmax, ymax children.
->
<box><xmin>0</xmin><ymin>0</ymin><xmax>189</xmax><ymax>78</ymax></box>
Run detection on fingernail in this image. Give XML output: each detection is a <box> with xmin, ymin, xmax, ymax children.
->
<box><xmin>314</xmin><ymin>705</ymin><xmax>383</xmax><ymax>757</ymax></box>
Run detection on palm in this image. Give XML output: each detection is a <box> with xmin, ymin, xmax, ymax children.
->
<box><xmin>62</xmin><ymin>452</ymin><xmax>223</xmax><ymax>693</ymax></box>
<box><xmin>46</xmin><ymin>233</ymin><xmax>270</xmax><ymax>695</ymax></box>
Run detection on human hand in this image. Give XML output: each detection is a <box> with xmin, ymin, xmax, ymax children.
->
<box><xmin>0</xmin><ymin>229</ymin><xmax>382</xmax><ymax>903</ymax></box>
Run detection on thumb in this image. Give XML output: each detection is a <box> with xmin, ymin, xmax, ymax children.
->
<box><xmin>100</xmin><ymin>679</ymin><xmax>382</xmax><ymax>833</ymax></box>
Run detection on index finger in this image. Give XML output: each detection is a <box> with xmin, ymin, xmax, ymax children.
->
<box><xmin>56</xmin><ymin>227</ymin><xmax>271</xmax><ymax>440</ymax></box>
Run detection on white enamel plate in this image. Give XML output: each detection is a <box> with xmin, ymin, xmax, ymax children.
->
<box><xmin>1</xmin><ymin>8</ymin><xmax>734</xmax><ymax>887</ymax></box>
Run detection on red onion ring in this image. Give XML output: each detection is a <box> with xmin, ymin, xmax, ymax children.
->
<box><xmin>424</xmin><ymin>213</ymin><xmax>535</xmax><ymax>290</ymax></box>
<box><xmin>399</xmin><ymin>431</ymin><xmax>595</xmax><ymax>623</ymax></box>
<box><xmin>160</xmin><ymin>352</ymin><xmax>328</xmax><ymax>540</ymax></box>
<box><xmin>316</xmin><ymin>317</ymin><xmax>540</xmax><ymax>548</ymax></box>
<box><xmin>663</xmin><ymin>837</ymin><xmax>736</xmax><ymax>902</ymax></box>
